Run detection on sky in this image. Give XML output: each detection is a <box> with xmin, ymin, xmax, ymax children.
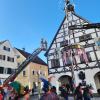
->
<box><xmin>0</xmin><ymin>0</ymin><xmax>100</xmax><ymax>62</ymax></box>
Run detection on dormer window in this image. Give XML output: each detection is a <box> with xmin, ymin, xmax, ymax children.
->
<box><xmin>3</xmin><ymin>46</ymin><xmax>10</xmax><ymax>51</ymax></box>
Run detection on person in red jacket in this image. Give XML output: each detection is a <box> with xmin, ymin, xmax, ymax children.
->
<box><xmin>0</xmin><ymin>91</ymin><xmax>3</xmax><ymax>100</ymax></box>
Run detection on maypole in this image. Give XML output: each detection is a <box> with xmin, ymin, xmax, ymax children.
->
<box><xmin>64</xmin><ymin>0</ymin><xmax>76</xmax><ymax>97</ymax></box>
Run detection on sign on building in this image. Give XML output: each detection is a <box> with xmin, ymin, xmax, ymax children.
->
<box><xmin>79</xmin><ymin>34</ymin><xmax>92</xmax><ymax>42</ymax></box>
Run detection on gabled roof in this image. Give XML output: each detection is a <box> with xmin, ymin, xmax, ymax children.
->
<box><xmin>45</xmin><ymin>12</ymin><xmax>90</xmax><ymax>56</ymax></box>
<box><xmin>0</xmin><ymin>40</ymin><xmax>8</xmax><ymax>45</ymax></box>
<box><xmin>16</xmin><ymin>48</ymin><xmax>47</xmax><ymax>66</ymax></box>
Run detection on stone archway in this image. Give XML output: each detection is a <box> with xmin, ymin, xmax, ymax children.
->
<box><xmin>94</xmin><ymin>71</ymin><xmax>100</xmax><ymax>90</ymax></box>
<box><xmin>58</xmin><ymin>75</ymin><xmax>72</xmax><ymax>86</ymax></box>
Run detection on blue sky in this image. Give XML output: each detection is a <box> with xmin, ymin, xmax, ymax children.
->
<box><xmin>0</xmin><ymin>0</ymin><xmax>100</xmax><ymax>61</ymax></box>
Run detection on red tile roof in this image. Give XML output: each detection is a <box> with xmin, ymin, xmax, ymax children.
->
<box><xmin>16</xmin><ymin>48</ymin><xmax>47</xmax><ymax>66</ymax></box>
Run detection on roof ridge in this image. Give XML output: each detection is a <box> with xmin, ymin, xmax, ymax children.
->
<box><xmin>45</xmin><ymin>12</ymin><xmax>91</xmax><ymax>56</ymax></box>
<box><xmin>16</xmin><ymin>48</ymin><xmax>47</xmax><ymax>66</ymax></box>
<box><xmin>0</xmin><ymin>40</ymin><xmax>8</xmax><ymax>44</ymax></box>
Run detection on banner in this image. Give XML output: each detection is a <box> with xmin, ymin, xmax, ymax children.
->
<box><xmin>76</xmin><ymin>48</ymin><xmax>88</xmax><ymax>64</ymax></box>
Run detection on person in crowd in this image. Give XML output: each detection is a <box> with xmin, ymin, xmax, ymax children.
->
<box><xmin>49</xmin><ymin>86</ymin><xmax>59</xmax><ymax>100</ymax></box>
<box><xmin>32</xmin><ymin>87</ymin><xmax>34</xmax><ymax>96</ymax></box>
<box><xmin>7</xmin><ymin>85</ymin><xmax>13</xmax><ymax>100</ymax></box>
<box><xmin>40</xmin><ymin>86</ymin><xmax>59</xmax><ymax>100</ymax></box>
<box><xmin>50</xmin><ymin>86</ymin><xmax>57</xmax><ymax>94</ymax></box>
<box><xmin>0</xmin><ymin>91</ymin><xmax>3</xmax><ymax>100</ymax></box>
<box><xmin>59</xmin><ymin>84</ymin><xmax>69</xmax><ymax>100</ymax></box>
<box><xmin>9</xmin><ymin>90</ymin><xmax>16</xmax><ymax>100</ymax></box>
<box><xmin>40</xmin><ymin>87</ymin><xmax>49</xmax><ymax>100</ymax></box>
<box><xmin>74</xmin><ymin>83</ymin><xmax>83</xmax><ymax>100</ymax></box>
<box><xmin>24</xmin><ymin>86</ymin><xmax>31</xmax><ymax>100</ymax></box>
<box><xmin>66</xmin><ymin>84</ymin><xmax>70</xmax><ymax>100</ymax></box>
<box><xmin>83</xmin><ymin>85</ymin><xmax>93</xmax><ymax>100</ymax></box>
<box><xmin>24</xmin><ymin>92</ymin><xmax>30</xmax><ymax>100</ymax></box>
<box><xmin>3</xmin><ymin>86</ymin><xmax>8</xmax><ymax>100</ymax></box>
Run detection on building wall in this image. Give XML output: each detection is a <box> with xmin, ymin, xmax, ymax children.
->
<box><xmin>14</xmin><ymin>49</ymin><xmax>48</xmax><ymax>89</ymax></box>
<box><xmin>49</xmin><ymin>72</ymin><xmax>72</xmax><ymax>94</ymax></box>
<box><xmin>50</xmin><ymin>68</ymin><xmax>100</xmax><ymax>93</ymax></box>
<box><xmin>74</xmin><ymin>68</ymin><xmax>99</xmax><ymax>93</ymax></box>
<box><xmin>0</xmin><ymin>40</ymin><xmax>17</xmax><ymax>82</ymax></box>
<box><xmin>15</xmin><ymin>62</ymin><xmax>48</xmax><ymax>89</ymax></box>
<box><xmin>0</xmin><ymin>41</ymin><xmax>17</xmax><ymax>68</ymax></box>
<box><xmin>46</xmin><ymin>13</ymin><xmax>100</xmax><ymax>93</ymax></box>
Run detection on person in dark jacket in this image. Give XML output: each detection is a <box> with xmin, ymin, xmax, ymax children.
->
<box><xmin>83</xmin><ymin>85</ymin><xmax>93</xmax><ymax>100</ymax></box>
<box><xmin>74</xmin><ymin>83</ymin><xmax>83</xmax><ymax>100</ymax></box>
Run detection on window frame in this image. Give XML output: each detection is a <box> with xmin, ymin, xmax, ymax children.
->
<box><xmin>7</xmin><ymin>68</ymin><xmax>12</xmax><ymax>74</ymax></box>
<box><xmin>23</xmin><ymin>70</ymin><xmax>26</xmax><ymax>76</ymax></box>
<box><xmin>51</xmin><ymin>59</ymin><xmax>60</xmax><ymax>68</ymax></box>
<box><xmin>0</xmin><ymin>67</ymin><xmax>4</xmax><ymax>74</ymax></box>
<box><xmin>3</xmin><ymin>46</ymin><xmax>10</xmax><ymax>52</ymax></box>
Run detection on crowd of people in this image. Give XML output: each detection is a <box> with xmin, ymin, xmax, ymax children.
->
<box><xmin>39</xmin><ymin>82</ymin><xmax>93</xmax><ymax>100</ymax></box>
<box><xmin>40</xmin><ymin>86</ymin><xmax>59</xmax><ymax>100</ymax></box>
<box><xmin>75</xmin><ymin>83</ymin><xmax>93</xmax><ymax>100</ymax></box>
<box><xmin>0</xmin><ymin>85</ymin><xmax>31</xmax><ymax>100</ymax></box>
<box><xmin>58</xmin><ymin>83</ymin><xmax>93</xmax><ymax>100</ymax></box>
<box><xmin>0</xmin><ymin>83</ymin><xmax>94</xmax><ymax>100</ymax></box>
<box><xmin>0</xmin><ymin>85</ymin><xmax>59</xmax><ymax>100</ymax></box>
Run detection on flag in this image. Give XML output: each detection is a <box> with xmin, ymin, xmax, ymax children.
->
<box><xmin>62</xmin><ymin>50</ymin><xmax>67</xmax><ymax>65</ymax></box>
<box><xmin>62</xmin><ymin>49</ymin><xmax>77</xmax><ymax>65</ymax></box>
<box><xmin>9</xmin><ymin>81</ymin><xmax>21</xmax><ymax>93</ymax></box>
<box><xmin>76</xmin><ymin>48</ymin><xmax>83</xmax><ymax>55</ymax></box>
<box><xmin>40</xmin><ymin>78</ymin><xmax>50</xmax><ymax>92</ymax></box>
<box><xmin>68</xmin><ymin>49</ymin><xmax>77</xmax><ymax>65</ymax></box>
<box><xmin>76</xmin><ymin>48</ymin><xmax>88</xmax><ymax>63</ymax></box>
<box><xmin>82</xmin><ymin>49</ymin><xmax>88</xmax><ymax>63</ymax></box>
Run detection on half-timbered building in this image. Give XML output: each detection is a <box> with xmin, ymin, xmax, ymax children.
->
<box><xmin>45</xmin><ymin>1</ymin><xmax>100</xmax><ymax>93</ymax></box>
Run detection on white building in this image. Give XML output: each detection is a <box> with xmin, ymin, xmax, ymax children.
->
<box><xmin>0</xmin><ymin>40</ymin><xmax>17</xmax><ymax>83</ymax></box>
<box><xmin>45</xmin><ymin>2</ymin><xmax>100</xmax><ymax>93</ymax></box>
